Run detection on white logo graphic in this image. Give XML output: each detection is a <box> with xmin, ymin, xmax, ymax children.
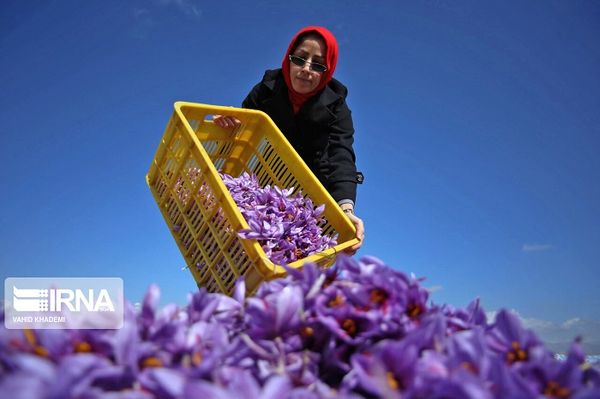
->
<box><xmin>13</xmin><ymin>286</ymin><xmax>115</xmax><ymax>312</ymax></box>
<box><xmin>12</xmin><ymin>287</ymin><xmax>49</xmax><ymax>311</ymax></box>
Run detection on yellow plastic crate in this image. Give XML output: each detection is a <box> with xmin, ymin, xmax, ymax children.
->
<box><xmin>146</xmin><ymin>102</ymin><xmax>359</xmax><ymax>295</ymax></box>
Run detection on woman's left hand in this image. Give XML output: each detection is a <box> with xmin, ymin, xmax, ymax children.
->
<box><xmin>213</xmin><ymin>115</ymin><xmax>241</xmax><ymax>130</ymax></box>
<box><xmin>342</xmin><ymin>209</ymin><xmax>364</xmax><ymax>255</ymax></box>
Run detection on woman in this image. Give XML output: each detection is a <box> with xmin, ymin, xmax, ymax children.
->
<box><xmin>216</xmin><ymin>26</ymin><xmax>364</xmax><ymax>254</ymax></box>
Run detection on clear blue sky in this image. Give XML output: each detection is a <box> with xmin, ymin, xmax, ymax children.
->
<box><xmin>1</xmin><ymin>1</ymin><xmax>599</xmax><ymax>350</ymax></box>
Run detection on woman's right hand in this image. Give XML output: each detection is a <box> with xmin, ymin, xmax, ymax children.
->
<box><xmin>340</xmin><ymin>206</ymin><xmax>364</xmax><ymax>256</ymax></box>
<box><xmin>213</xmin><ymin>115</ymin><xmax>241</xmax><ymax>130</ymax></box>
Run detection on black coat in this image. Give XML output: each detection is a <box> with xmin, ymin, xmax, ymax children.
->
<box><xmin>242</xmin><ymin>69</ymin><xmax>361</xmax><ymax>203</ymax></box>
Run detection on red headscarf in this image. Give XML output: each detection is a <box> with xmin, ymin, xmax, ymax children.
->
<box><xmin>281</xmin><ymin>26</ymin><xmax>339</xmax><ymax>114</ymax></box>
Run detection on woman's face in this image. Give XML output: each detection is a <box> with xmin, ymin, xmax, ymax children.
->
<box><xmin>289</xmin><ymin>35</ymin><xmax>326</xmax><ymax>94</ymax></box>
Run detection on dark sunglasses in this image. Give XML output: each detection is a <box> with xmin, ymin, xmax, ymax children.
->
<box><xmin>288</xmin><ymin>55</ymin><xmax>327</xmax><ymax>73</ymax></box>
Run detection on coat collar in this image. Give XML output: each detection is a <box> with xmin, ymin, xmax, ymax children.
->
<box><xmin>262</xmin><ymin>69</ymin><xmax>342</xmax><ymax>123</ymax></box>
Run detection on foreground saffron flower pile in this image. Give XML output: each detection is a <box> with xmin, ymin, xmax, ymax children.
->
<box><xmin>1</xmin><ymin>257</ymin><xmax>599</xmax><ymax>398</ymax></box>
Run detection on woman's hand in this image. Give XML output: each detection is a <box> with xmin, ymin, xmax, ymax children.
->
<box><xmin>341</xmin><ymin>206</ymin><xmax>364</xmax><ymax>255</ymax></box>
<box><xmin>213</xmin><ymin>115</ymin><xmax>241</xmax><ymax>130</ymax></box>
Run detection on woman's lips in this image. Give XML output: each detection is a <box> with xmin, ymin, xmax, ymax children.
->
<box><xmin>295</xmin><ymin>76</ymin><xmax>312</xmax><ymax>84</ymax></box>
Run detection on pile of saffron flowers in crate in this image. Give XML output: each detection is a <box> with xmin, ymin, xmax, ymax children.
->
<box><xmin>173</xmin><ymin>171</ymin><xmax>337</xmax><ymax>268</ymax></box>
<box><xmin>1</xmin><ymin>256</ymin><xmax>599</xmax><ymax>398</ymax></box>
<box><xmin>223</xmin><ymin>172</ymin><xmax>337</xmax><ymax>264</ymax></box>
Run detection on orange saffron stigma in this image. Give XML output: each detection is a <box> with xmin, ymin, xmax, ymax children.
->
<box><xmin>192</xmin><ymin>352</ymin><xmax>202</xmax><ymax>366</ymax></box>
<box><xmin>301</xmin><ymin>326</ymin><xmax>314</xmax><ymax>337</ymax></box>
<box><xmin>369</xmin><ymin>288</ymin><xmax>388</xmax><ymax>305</ymax></box>
<box><xmin>506</xmin><ymin>341</ymin><xmax>528</xmax><ymax>364</ymax></box>
<box><xmin>141</xmin><ymin>357</ymin><xmax>164</xmax><ymax>368</ymax></box>
<box><xmin>544</xmin><ymin>381</ymin><xmax>570</xmax><ymax>398</ymax></box>
<box><xmin>23</xmin><ymin>329</ymin><xmax>36</xmax><ymax>346</ymax></box>
<box><xmin>386</xmin><ymin>372</ymin><xmax>399</xmax><ymax>390</ymax></box>
<box><xmin>461</xmin><ymin>361</ymin><xmax>478</xmax><ymax>374</ymax></box>
<box><xmin>342</xmin><ymin>319</ymin><xmax>357</xmax><ymax>337</ymax></box>
<box><xmin>74</xmin><ymin>342</ymin><xmax>93</xmax><ymax>353</ymax></box>
<box><xmin>406</xmin><ymin>303</ymin><xmax>423</xmax><ymax>319</ymax></box>
<box><xmin>33</xmin><ymin>346</ymin><xmax>50</xmax><ymax>357</ymax></box>
<box><xmin>23</xmin><ymin>329</ymin><xmax>50</xmax><ymax>358</ymax></box>
<box><xmin>328</xmin><ymin>294</ymin><xmax>344</xmax><ymax>307</ymax></box>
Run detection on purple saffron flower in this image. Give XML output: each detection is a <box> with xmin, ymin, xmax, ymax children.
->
<box><xmin>109</xmin><ymin>303</ymin><xmax>142</xmax><ymax>372</ymax></box>
<box><xmin>138</xmin><ymin>367</ymin><xmax>185</xmax><ymax>399</ymax></box>
<box><xmin>282</xmin><ymin>262</ymin><xmax>324</xmax><ymax>300</ymax></box>
<box><xmin>487</xmin><ymin>309</ymin><xmax>546</xmax><ymax>367</ymax></box>
<box><xmin>444</xmin><ymin>327</ymin><xmax>493</xmax><ymax>379</ymax></box>
<box><xmin>82</xmin><ymin>391</ymin><xmax>154</xmax><ymax>399</ymax></box>
<box><xmin>519</xmin><ymin>339</ymin><xmax>600</xmax><ymax>399</ymax></box>
<box><xmin>0</xmin><ymin>353</ymin><xmax>56</xmax><ymax>399</ymax></box>
<box><xmin>245</xmin><ymin>284</ymin><xmax>304</xmax><ymax>339</ymax></box>
<box><xmin>184</xmin><ymin>320</ymin><xmax>233</xmax><ymax>379</ymax></box>
<box><xmin>186</xmin><ymin>288</ymin><xmax>221</xmax><ymax>323</ymax></box>
<box><xmin>441</xmin><ymin>298</ymin><xmax>489</xmax><ymax>333</ymax></box>
<box><xmin>316</xmin><ymin>308</ymin><xmax>378</xmax><ymax>346</ymax></box>
<box><xmin>184</xmin><ymin>370</ymin><xmax>292</xmax><ymax>399</ymax></box>
<box><xmin>408</xmin><ymin>368</ymin><xmax>493</xmax><ymax>399</ymax></box>
<box><xmin>139</xmin><ymin>283</ymin><xmax>161</xmax><ymax>334</ymax></box>
<box><xmin>409</xmin><ymin>337</ymin><xmax>494</xmax><ymax>399</ymax></box>
<box><xmin>486</xmin><ymin>356</ymin><xmax>538</xmax><ymax>399</ymax></box>
<box><xmin>346</xmin><ymin>339</ymin><xmax>420</xmax><ymax>398</ymax></box>
<box><xmin>48</xmin><ymin>353</ymin><xmax>115</xmax><ymax>398</ymax></box>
